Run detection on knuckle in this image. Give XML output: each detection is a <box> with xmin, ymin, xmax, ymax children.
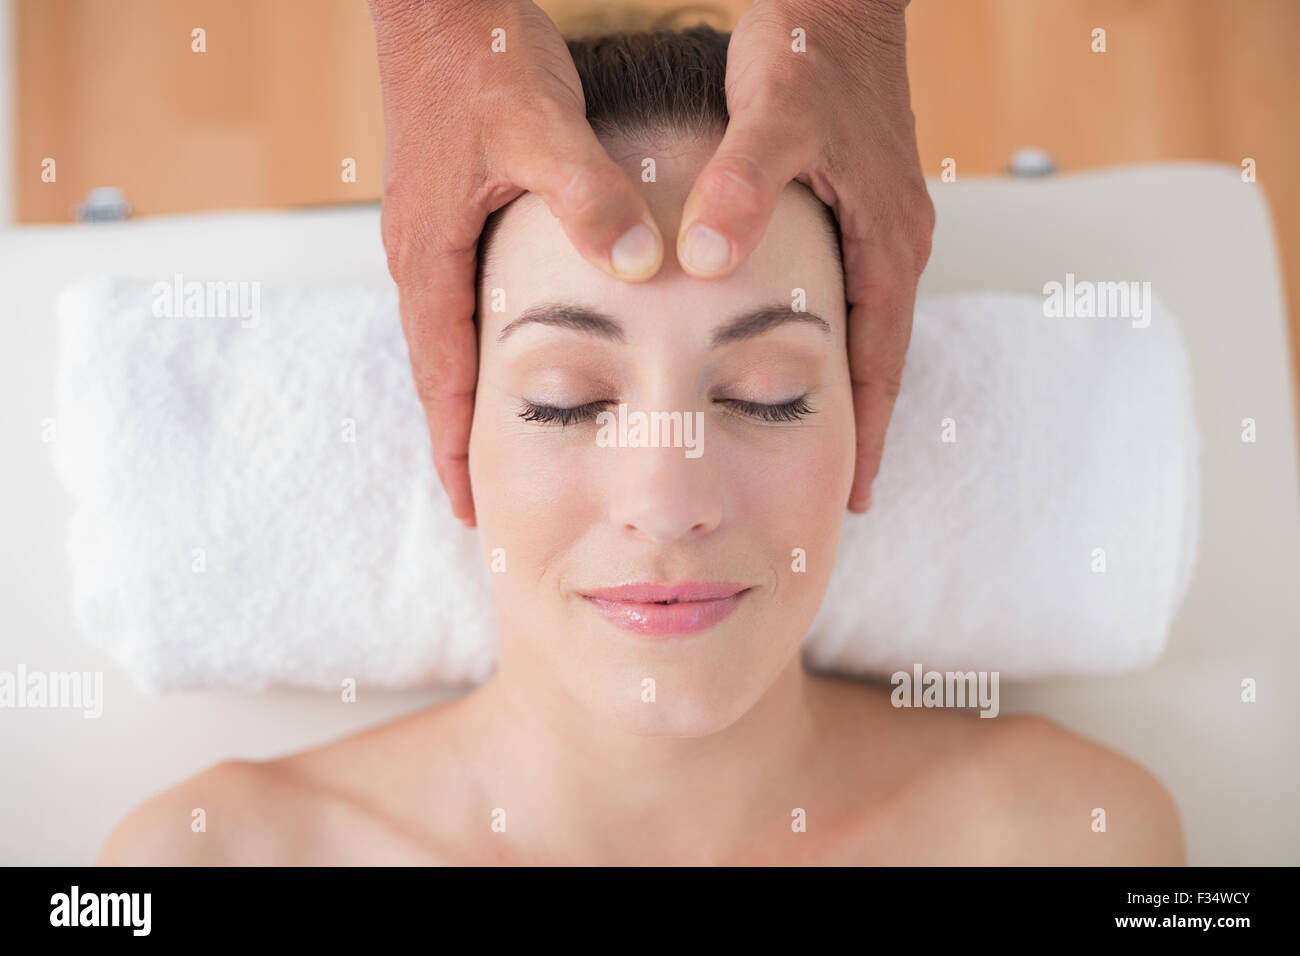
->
<box><xmin>380</xmin><ymin>197</ymin><xmax>437</xmax><ymax>281</ymax></box>
<box><xmin>530</xmin><ymin>88</ymin><xmax>581</xmax><ymax>125</ymax></box>
<box><xmin>910</xmin><ymin>227</ymin><xmax>934</xmax><ymax>274</ymax></box>
<box><xmin>697</xmin><ymin>156</ymin><xmax>770</xmax><ymax>220</ymax></box>
<box><xmin>911</xmin><ymin>187</ymin><xmax>936</xmax><ymax>232</ymax></box>
<box><xmin>383</xmin><ymin>227</ymin><xmax>429</xmax><ymax>284</ymax></box>
<box><xmin>905</xmin><ymin>187</ymin><xmax>937</xmax><ymax>270</ymax></box>
<box><xmin>559</xmin><ymin>163</ymin><xmax>624</xmax><ymax>223</ymax></box>
<box><xmin>516</xmin><ymin>88</ymin><xmax>586</xmax><ymax>149</ymax></box>
<box><xmin>433</xmin><ymin>446</ymin><xmax>468</xmax><ymax>474</ymax></box>
<box><xmin>877</xmin><ymin>369</ymin><xmax>905</xmax><ymax>400</ymax></box>
<box><xmin>410</xmin><ymin>367</ymin><xmax>468</xmax><ymax>417</ymax></box>
<box><xmin>751</xmin><ymin>79</ymin><xmax>814</xmax><ymax>127</ymax></box>
<box><xmin>382</xmin><ymin>229</ymin><xmax>413</xmax><ymax>283</ymax></box>
<box><xmin>407</xmin><ymin>348</ymin><xmax>472</xmax><ymax>409</ymax></box>
<box><xmin>409</xmin><ymin>366</ymin><xmax>441</xmax><ymax>409</ymax></box>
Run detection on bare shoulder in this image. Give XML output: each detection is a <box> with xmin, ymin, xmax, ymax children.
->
<box><xmin>96</xmin><ymin>759</ymin><xmax>295</xmax><ymax>866</ymax></box>
<box><xmin>806</xmin><ymin>674</ymin><xmax>1185</xmax><ymax>865</ymax></box>
<box><xmin>975</xmin><ymin>713</ymin><xmax>1187</xmax><ymax>865</ymax></box>
<box><xmin>97</xmin><ymin>700</ymin><xmax>469</xmax><ymax>866</ymax></box>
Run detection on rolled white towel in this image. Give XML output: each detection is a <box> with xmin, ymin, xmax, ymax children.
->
<box><xmin>51</xmin><ymin>274</ymin><xmax>1199</xmax><ymax>691</ymax></box>
<box><xmin>807</xmin><ymin>289</ymin><xmax>1201</xmax><ymax>678</ymax></box>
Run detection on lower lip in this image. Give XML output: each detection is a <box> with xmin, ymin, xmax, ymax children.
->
<box><xmin>583</xmin><ymin>590</ymin><xmax>748</xmax><ymax>637</ymax></box>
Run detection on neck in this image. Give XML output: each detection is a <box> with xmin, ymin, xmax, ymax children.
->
<box><xmin>456</xmin><ymin>641</ymin><xmax>831</xmax><ymax>864</ymax></box>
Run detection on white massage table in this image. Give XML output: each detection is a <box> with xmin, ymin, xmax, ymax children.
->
<box><xmin>1</xmin><ymin>162</ymin><xmax>1297</xmax><ymax>864</ymax></box>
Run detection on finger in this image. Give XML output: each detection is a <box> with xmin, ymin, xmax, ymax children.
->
<box><xmin>675</xmin><ymin>110</ymin><xmax>815</xmax><ymax>278</ymax></box>
<box><xmin>396</xmin><ymin>249</ymin><xmax>479</xmax><ymax>526</ymax></box>
<box><xmin>844</xmin><ymin>236</ymin><xmax>919</xmax><ymax>513</ymax></box>
<box><xmin>499</xmin><ymin>101</ymin><xmax>664</xmax><ymax>281</ymax></box>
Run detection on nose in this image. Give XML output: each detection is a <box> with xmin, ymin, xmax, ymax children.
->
<box><xmin>606</xmin><ymin>437</ymin><xmax>723</xmax><ymax>544</ymax></box>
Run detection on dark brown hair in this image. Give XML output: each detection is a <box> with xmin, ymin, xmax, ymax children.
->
<box><xmin>569</xmin><ymin>25</ymin><xmax>731</xmax><ymax>138</ymax></box>
<box><xmin>476</xmin><ymin>24</ymin><xmax>842</xmax><ymax>285</ymax></box>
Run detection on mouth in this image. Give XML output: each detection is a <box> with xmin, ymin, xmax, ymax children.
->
<box><xmin>579</xmin><ymin>581</ymin><xmax>751</xmax><ymax>638</ymax></box>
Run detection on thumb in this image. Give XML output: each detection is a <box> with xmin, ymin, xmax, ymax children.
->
<box><xmin>675</xmin><ymin>112</ymin><xmax>815</xmax><ymax>278</ymax></box>
<box><xmin>500</xmin><ymin>102</ymin><xmax>664</xmax><ymax>281</ymax></box>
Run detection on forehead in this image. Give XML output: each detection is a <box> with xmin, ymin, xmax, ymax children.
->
<box><xmin>479</xmin><ymin>133</ymin><xmax>843</xmax><ymax>339</ymax></box>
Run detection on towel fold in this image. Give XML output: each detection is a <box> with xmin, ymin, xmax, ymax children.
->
<box><xmin>51</xmin><ymin>274</ymin><xmax>1199</xmax><ymax>691</ymax></box>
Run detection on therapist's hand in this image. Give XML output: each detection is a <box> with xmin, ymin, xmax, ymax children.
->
<box><xmin>677</xmin><ymin>0</ymin><xmax>934</xmax><ymax>512</ymax></box>
<box><xmin>366</xmin><ymin>0</ymin><xmax>664</xmax><ymax>526</ymax></box>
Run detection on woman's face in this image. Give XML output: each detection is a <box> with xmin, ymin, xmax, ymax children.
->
<box><xmin>470</xmin><ymin>131</ymin><xmax>854</xmax><ymax>736</ymax></box>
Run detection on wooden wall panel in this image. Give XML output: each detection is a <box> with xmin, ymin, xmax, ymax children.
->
<box><xmin>904</xmin><ymin>0</ymin><xmax>1300</xmax><ymax>413</ymax></box>
<box><xmin>15</xmin><ymin>0</ymin><xmax>384</xmax><ymax>221</ymax></box>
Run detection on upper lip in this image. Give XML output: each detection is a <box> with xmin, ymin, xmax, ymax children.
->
<box><xmin>580</xmin><ymin>581</ymin><xmax>749</xmax><ymax>604</ymax></box>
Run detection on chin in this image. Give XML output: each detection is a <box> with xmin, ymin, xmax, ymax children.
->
<box><xmin>604</xmin><ymin>693</ymin><xmax>753</xmax><ymax>738</ymax></box>
<box><xmin>589</xmin><ymin>655</ymin><xmax>773</xmax><ymax>738</ymax></box>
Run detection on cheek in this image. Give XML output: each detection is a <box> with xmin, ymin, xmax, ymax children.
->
<box><xmin>715</xmin><ymin>403</ymin><xmax>855</xmax><ymax>639</ymax></box>
<box><xmin>721</xmin><ymin>409</ymin><xmax>856</xmax><ymax>550</ymax></box>
<box><xmin>468</xmin><ymin>395</ymin><xmax>600</xmax><ymax>581</ymax></box>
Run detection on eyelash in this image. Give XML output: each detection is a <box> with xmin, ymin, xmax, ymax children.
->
<box><xmin>518</xmin><ymin>396</ymin><xmax>816</xmax><ymax>426</ymax></box>
<box><xmin>518</xmin><ymin>401</ymin><xmax>610</xmax><ymax>427</ymax></box>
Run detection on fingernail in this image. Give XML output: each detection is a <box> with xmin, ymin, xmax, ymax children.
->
<box><xmin>610</xmin><ymin>222</ymin><xmax>659</xmax><ymax>278</ymax></box>
<box><xmin>849</xmin><ymin>488</ymin><xmax>873</xmax><ymax>512</ymax></box>
<box><xmin>681</xmin><ymin>223</ymin><xmax>731</xmax><ymax>274</ymax></box>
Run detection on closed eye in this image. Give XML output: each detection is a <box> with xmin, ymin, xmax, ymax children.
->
<box><xmin>518</xmin><ymin>396</ymin><xmax>816</xmax><ymax>426</ymax></box>
<box><xmin>717</xmin><ymin>396</ymin><xmax>815</xmax><ymax>422</ymax></box>
<box><xmin>518</xmin><ymin>400</ymin><xmax>611</xmax><ymax>426</ymax></box>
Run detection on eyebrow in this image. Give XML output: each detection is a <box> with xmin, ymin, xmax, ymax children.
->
<box><xmin>496</xmin><ymin>302</ymin><xmax>831</xmax><ymax>348</ymax></box>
